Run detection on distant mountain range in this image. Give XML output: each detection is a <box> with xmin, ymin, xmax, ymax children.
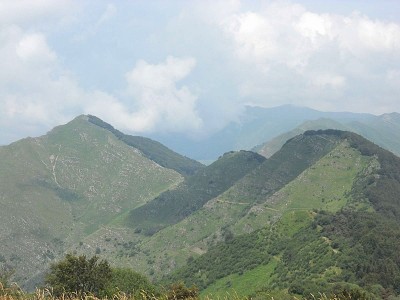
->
<box><xmin>148</xmin><ymin>105</ymin><xmax>400</xmax><ymax>161</ymax></box>
<box><xmin>2</xmin><ymin>114</ymin><xmax>400</xmax><ymax>298</ymax></box>
<box><xmin>254</xmin><ymin>112</ymin><xmax>400</xmax><ymax>158</ymax></box>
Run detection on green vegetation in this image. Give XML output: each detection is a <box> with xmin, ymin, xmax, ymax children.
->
<box><xmin>167</xmin><ymin>226</ymin><xmax>274</xmax><ymax>290</ymax></box>
<box><xmin>226</xmin><ymin>130</ymin><xmax>342</xmax><ymax>205</ymax></box>
<box><xmin>4</xmin><ymin>119</ymin><xmax>400</xmax><ymax>299</ymax></box>
<box><xmin>45</xmin><ymin>254</ymin><xmax>158</xmax><ymax>298</ymax></box>
<box><xmin>201</xmin><ymin>261</ymin><xmax>278</xmax><ymax>298</ymax></box>
<box><xmin>349</xmin><ymin>137</ymin><xmax>400</xmax><ymax>219</ymax></box>
<box><xmin>88</xmin><ymin>115</ymin><xmax>203</xmax><ymax>176</ymax></box>
<box><xmin>162</xmin><ymin>130</ymin><xmax>400</xmax><ymax>299</ymax></box>
<box><xmin>3</xmin><ymin>252</ymin><xmax>380</xmax><ymax>300</ymax></box>
<box><xmin>114</xmin><ymin>130</ymin><xmax>389</xmax><ymax>289</ymax></box>
<box><xmin>45</xmin><ymin>254</ymin><xmax>112</xmax><ymax>296</ymax></box>
<box><xmin>0</xmin><ymin>115</ymin><xmax>183</xmax><ymax>289</ymax></box>
<box><xmin>164</xmin><ymin>211</ymin><xmax>312</xmax><ymax>295</ymax></box>
<box><xmin>167</xmin><ymin>208</ymin><xmax>400</xmax><ymax>298</ymax></box>
<box><xmin>316</xmin><ymin>211</ymin><xmax>400</xmax><ymax>293</ymax></box>
<box><xmin>126</xmin><ymin>151</ymin><xmax>265</xmax><ymax>234</ymax></box>
<box><xmin>106</xmin><ymin>268</ymin><xmax>156</xmax><ymax>297</ymax></box>
<box><xmin>165</xmin><ymin>282</ymin><xmax>199</xmax><ymax>300</ymax></box>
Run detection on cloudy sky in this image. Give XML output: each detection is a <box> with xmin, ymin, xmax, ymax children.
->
<box><xmin>1</xmin><ymin>0</ymin><xmax>400</xmax><ymax>145</ymax></box>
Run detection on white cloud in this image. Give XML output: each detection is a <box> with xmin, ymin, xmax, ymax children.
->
<box><xmin>222</xmin><ymin>3</ymin><xmax>400</xmax><ymax>65</ymax></box>
<box><xmin>86</xmin><ymin>56</ymin><xmax>202</xmax><ymax>133</ymax></box>
<box><xmin>0</xmin><ymin>2</ymin><xmax>202</xmax><ymax>145</ymax></box>
<box><xmin>126</xmin><ymin>56</ymin><xmax>196</xmax><ymax>92</ymax></box>
<box><xmin>339</xmin><ymin>15</ymin><xmax>400</xmax><ymax>55</ymax></box>
<box><xmin>310</xmin><ymin>74</ymin><xmax>346</xmax><ymax>89</ymax></box>
<box><xmin>16</xmin><ymin>33</ymin><xmax>56</xmax><ymax>64</ymax></box>
<box><xmin>223</xmin><ymin>12</ymin><xmax>278</xmax><ymax>64</ymax></box>
<box><xmin>1</xmin><ymin>0</ymin><xmax>400</xmax><ymax>145</ymax></box>
<box><xmin>217</xmin><ymin>1</ymin><xmax>400</xmax><ymax>113</ymax></box>
<box><xmin>0</xmin><ymin>23</ymin><xmax>95</xmax><ymax>141</ymax></box>
<box><xmin>115</xmin><ymin>56</ymin><xmax>202</xmax><ymax>132</ymax></box>
<box><xmin>0</xmin><ymin>0</ymin><xmax>84</xmax><ymax>142</ymax></box>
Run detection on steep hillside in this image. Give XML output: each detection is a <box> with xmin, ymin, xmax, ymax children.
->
<box><xmin>90</xmin><ymin>130</ymin><xmax>363</xmax><ymax>283</ymax></box>
<box><xmin>126</xmin><ymin>151</ymin><xmax>266</xmax><ymax>234</ymax></box>
<box><xmin>87</xmin><ymin>115</ymin><xmax>203</xmax><ymax>176</ymax></box>
<box><xmin>5</xmin><ymin>123</ymin><xmax>400</xmax><ymax>298</ymax></box>
<box><xmin>0</xmin><ymin>116</ymin><xmax>183</xmax><ymax>288</ymax></box>
<box><xmin>225</xmin><ymin>130</ymin><xmax>344</xmax><ymax>204</ymax></box>
<box><xmin>166</xmin><ymin>130</ymin><xmax>400</xmax><ymax>299</ymax></box>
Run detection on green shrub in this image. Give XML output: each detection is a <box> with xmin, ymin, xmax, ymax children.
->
<box><xmin>45</xmin><ymin>254</ymin><xmax>112</xmax><ymax>296</ymax></box>
<box><xmin>105</xmin><ymin>268</ymin><xmax>156</xmax><ymax>297</ymax></box>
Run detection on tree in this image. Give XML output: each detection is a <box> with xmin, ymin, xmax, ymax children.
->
<box><xmin>166</xmin><ymin>282</ymin><xmax>199</xmax><ymax>300</ymax></box>
<box><xmin>105</xmin><ymin>268</ymin><xmax>156</xmax><ymax>297</ymax></box>
<box><xmin>45</xmin><ymin>254</ymin><xmax>112</xmax><ymax>296</ymax></box>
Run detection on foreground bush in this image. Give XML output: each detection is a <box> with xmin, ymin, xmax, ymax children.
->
<box><xmin>165</xmin><ymin>282</ymin><xmax>198</xmax><ymax>300</ymax></box>
<box><xmin>105</xmin><ymin>268</ymin><xmax>156</xmax><ymax>297</ymax></box>
<box><xmin>45</xmin><ymin>254</ymin><xmax>112</xmax><ymax>296</ymax></box>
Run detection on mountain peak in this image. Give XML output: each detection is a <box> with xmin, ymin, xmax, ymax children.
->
<box><xmin>85</xmin><ymin>115</ymin><xmax>203</xmax><ymax>176</ymax></box>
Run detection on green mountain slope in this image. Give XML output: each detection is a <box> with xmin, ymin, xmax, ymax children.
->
<box><xmin>0</xmin><ymin>115</ymin><xmax>183</xmax><ymax>289</ymax></box>
<box><xmin>225</xmin><ymin>130</ymin><xmax>344</xmax><ymax>204</ymax></box>
<box><xmin>5</xmin><ymin>119</ymin><xmax>400</xmax><ymax>299</ymax></box>
<box><xmin>165</xmin><ymin>130</ymin><xmax>400</xmax><ymax>299</ymax></box>
<box><xmin>87</xmin><ymin>115</ymin><xmax>203</xmax><ymax>176</ymax></box>
<box><xmin>93</xmin><ymin>130</ymin><xmax>360</xmax><ymax>284</ymax></box>
<box><xmin>126</xmin><ymin>151</ymin><xmax>266</xmax><ymax>234</ymax></box>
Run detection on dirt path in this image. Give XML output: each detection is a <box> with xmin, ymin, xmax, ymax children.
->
<box><xmin>216</xmin><ymin>199</ymin><xmax>250</xmax><ymax>205</ymax></box>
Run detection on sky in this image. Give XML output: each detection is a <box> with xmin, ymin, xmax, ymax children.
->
<box><xmin>1</xmin><ymin>0</ymin><xmax>400</xmax><ymax>145</ymax></box>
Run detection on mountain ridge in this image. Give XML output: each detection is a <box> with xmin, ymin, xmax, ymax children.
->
<box><xmin>87</xmin><ymin>115</ymin><xmax>204</xmax><ymax>176</ymax></box>
<box><xmin>0</xmin><ymin>115</ymin><xmax>185</xmax><ymax>289</ymax></box>
<box><xmin>126</xmin><ymin>150</ymin><xmax>266</xmax><ymax>235</ymax></box>
<box><xmin>3</xmin><ymin>116</ymin><xmax>400</xmax><ymax>298</ymax></box>
<box><xmin>148</xmin><ymin>105</ymin><xmax>379</xmax><ymax>161</ymax></box>
<box><xmin>163</xmin><ymin>130</ymin><xmax>400</xmax><ymax>298</ymax></box>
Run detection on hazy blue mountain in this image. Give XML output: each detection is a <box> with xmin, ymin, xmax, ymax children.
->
<box><xmin>255</xmin><ymin>112</ymin><xmax>400</xmax><ymax>158</ymax></box>
<box><xmin>147</xmin><ymin>105</ymin><xmax>374</xmax><ymax>162</ymax></box>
